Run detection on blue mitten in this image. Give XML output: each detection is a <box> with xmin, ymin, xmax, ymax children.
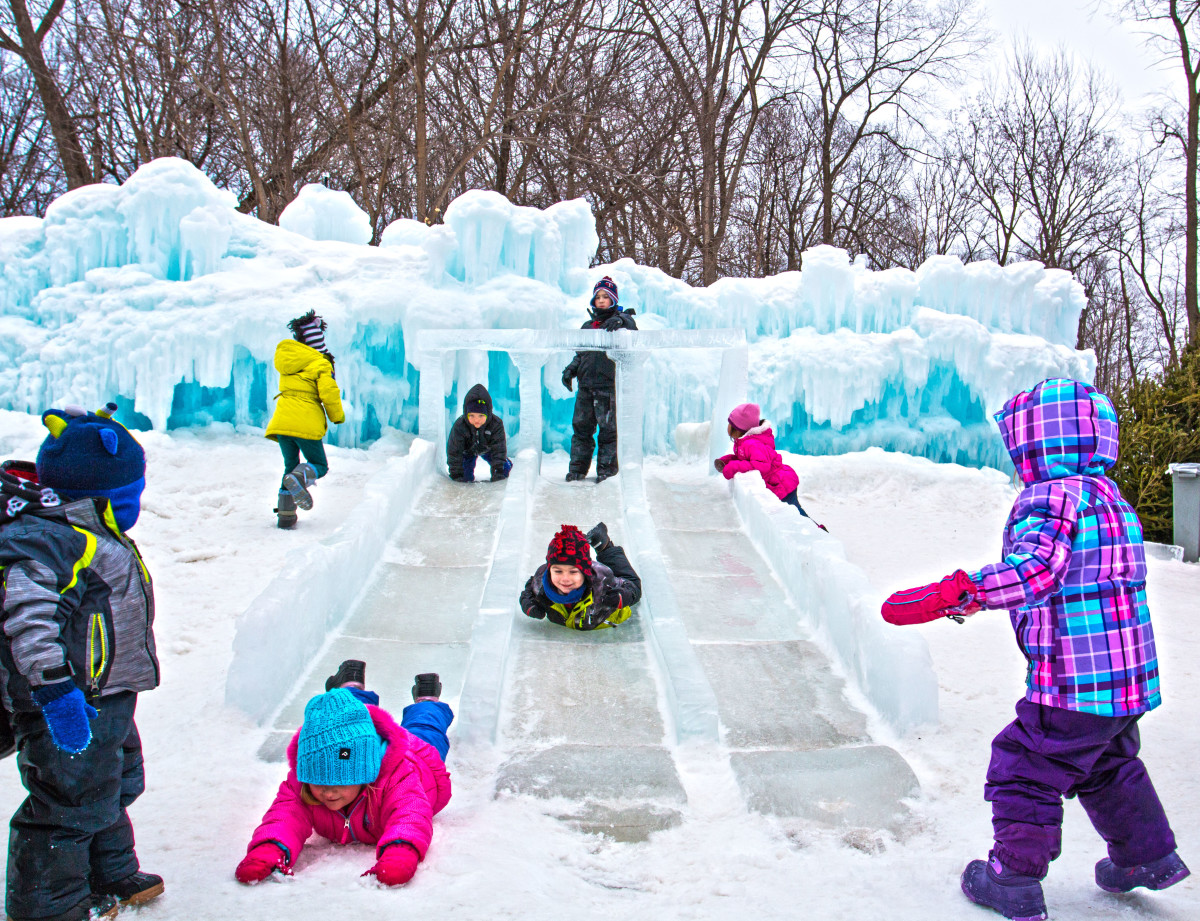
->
<box><xmin>33</xmin><ymin>681</ymin><xmax>97</xmax><ymax>754</ymax></box>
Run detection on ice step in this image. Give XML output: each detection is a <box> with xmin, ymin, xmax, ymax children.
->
<box><xmin>693</xmin><ymin>642</ymin><xmax>870</xmax><ymax>750</ymax></box>
<box><xmin>496</xmin><ymin>745</ymin><xmax>685</xmax><ymax>842</ymax></box>
<box><xmin>730</xmin><ymin>747</ymin><xmax>918</xmax><ymax>833</ymax></box>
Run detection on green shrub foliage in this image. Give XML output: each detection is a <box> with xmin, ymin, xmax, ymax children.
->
<box><xmin>1110</xmin><ymin>346</ymin><xmax>1200</xmax><ymax>543</ymax></box>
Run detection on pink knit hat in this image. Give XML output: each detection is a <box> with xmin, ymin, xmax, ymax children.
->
<box><xmin>728</xmin><ymin>403</ymin><xmax>761</xmax><ymax>432</ymax></box>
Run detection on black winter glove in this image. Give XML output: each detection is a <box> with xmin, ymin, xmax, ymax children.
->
<box><xmin>561</xmin><ymin>368</ymin><xmax>574</xmax><ymax>392</ymax></box>
<box><xmin>586</xmin><ymin>522</ymin><xmax>612</xmax><ymax>553</ymax></box>
<box><xmin>602</xmin><ymin>314</ymin><xmax>631</xmax><ymax>331</ymax></box>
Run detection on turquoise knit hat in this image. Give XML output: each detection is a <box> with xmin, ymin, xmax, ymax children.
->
<box><xmin>296</xmin><ymin>689</ymin><xmax>383</xmax><ymax>786</ymax></box>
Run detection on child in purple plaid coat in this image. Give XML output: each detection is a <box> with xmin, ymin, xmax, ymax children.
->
<box><xmin>882</xmin><ymin>379</ymin><xmax>1188</xmax><ymax>921</ymax></box>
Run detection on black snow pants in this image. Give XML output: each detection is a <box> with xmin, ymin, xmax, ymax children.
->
<box><xmin>569</xmin><ymin>386</ymin><xmax>617</xmax><ymax>477</ymax></box>
<box><xmin>7</xmin><ymin>691</ymin><xmax>143</xmax><ymax>920</ymax></box>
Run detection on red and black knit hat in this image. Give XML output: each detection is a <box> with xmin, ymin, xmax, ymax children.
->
<box><xmin>546</xmin><ymin>524</ymin><xmax>593</xmax><ymax>576</ymax></box>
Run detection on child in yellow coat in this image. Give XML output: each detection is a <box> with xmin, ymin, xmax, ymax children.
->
<box><xmin>266</xmin><ymin>311</ymin><xmax>345</xmax><ymax>528</ymax></box>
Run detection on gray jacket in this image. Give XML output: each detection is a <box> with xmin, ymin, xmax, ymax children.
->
<box><xmin>1</xmin><ymin>476</ymin><xmax>158</xmax><ymax>712</ymax></box>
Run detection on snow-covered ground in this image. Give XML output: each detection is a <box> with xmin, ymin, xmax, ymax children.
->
<box><xmin>0</xmin><ymin>413</ymin><xmax>1195</xmax><ymax>920</ymax></box>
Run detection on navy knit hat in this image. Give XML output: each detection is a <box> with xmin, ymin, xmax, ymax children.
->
<box><xmin>296</xmin><ymin>689</ymin><xmax>383</xmax><ymax>786</ymax></box>
<box><xmin>36</xmin><ymin>403</ymin><xmax>146</xmax><ymax>531</ymax></box>
<box><xmin>590</xmin><ymin>276</ymin><xmax>619</xmax><ymax>311</ymax></box>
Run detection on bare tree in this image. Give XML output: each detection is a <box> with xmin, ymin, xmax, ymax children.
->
<box><xmin>792</xmin><ymin>0</ymin><xmax>983</xmax><ymax>247</ymax></box>
<box><xmin>1121</xmin><ymin>0</ymin><xmax>1200</xmax><ymax>346</ymax></box>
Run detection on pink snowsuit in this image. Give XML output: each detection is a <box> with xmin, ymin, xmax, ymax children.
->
<box><xmin>718</xmin><ymin>425</ymin><xmax>799</xmax><ymax>500</ymax></box>
<box><xmin>244</xmin><ymin>705</ymin><xmax>451</xmax><ymax>869</ymax></box>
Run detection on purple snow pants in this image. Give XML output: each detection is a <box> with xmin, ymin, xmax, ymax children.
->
<box><xmin>985</xmin><ymin>698</ymin><xmax>1176</xmax><ymax>879</ymax></box>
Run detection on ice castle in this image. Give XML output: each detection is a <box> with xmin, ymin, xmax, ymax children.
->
<box><xmin>0</xmin><ymin>158</ymin><xmax>1093</xmax><ymax>468</ymax></box>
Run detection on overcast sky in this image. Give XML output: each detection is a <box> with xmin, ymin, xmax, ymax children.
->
<box><xmin>981</xmin><ymin>0</ymin><xmax>1178</xmax><ymax>104</ymax></box>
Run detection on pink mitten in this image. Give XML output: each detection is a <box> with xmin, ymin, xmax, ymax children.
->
<box><xmin>365</xmin><ymin>841</ymin><xmax>420</xmax><ymax>886</ymax></box>
<box><xmin>881</xmin><ymin>570</ymin><xmax>981</xmax><ymax>625</ymax></box>
<box><xmin>235</xmin><ymin>843</ymin><xmax>289</xmax><ymax>884</ymax></box>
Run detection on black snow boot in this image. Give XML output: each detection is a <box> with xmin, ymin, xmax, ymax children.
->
<box><xmin>274</xmin><ymin>489</ymin><xmax>297</xmax><ymax>529</ymax></box>
<box><xmin>325</xmin><ymin>659</ymin><xmax>366</xmax><ymax>691</ymax></box>
<box><xmin>412</xmin><ymin>673</ymin><xmax>442</xmax><ymax>702</ymax></box>
<box><xmin>595</xmin><ymin>470</ymin><xmax>617</xmax><ymax>484</ymax></box>
<box><xmin>8</xmin><ymin>893</ymin><xmax>119</xmax><ymax>921</ymax></box>
<box><xmin>586</xmin><ymin>522</ymin><xmax>612</xmax><ymax>553</ymax></box>
<box><xmin>565</xmin><ymin>471</ymin><xmax>587</xmax><ymax>482</ymax></box>
<box><xmin>282</xmin><ymin>462</ymin><xmax>318</xmax><ymax>510</ymax></box>
<box><xmin>95</xmin><ymin>871</ymin><xmax>164</xmax><ymax>907</ymax></box>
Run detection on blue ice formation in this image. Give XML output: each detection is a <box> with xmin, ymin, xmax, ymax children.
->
<box><xmin>0</xmin><ymin>157</ymin><xmax>1093</xmax><ymax>468</ymax></box>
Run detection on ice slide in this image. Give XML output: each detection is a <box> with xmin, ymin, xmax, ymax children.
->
<box><xmin>252</xmin><ymin>452</ymin><xmax>919</xmax><ymax>842</ymax></box>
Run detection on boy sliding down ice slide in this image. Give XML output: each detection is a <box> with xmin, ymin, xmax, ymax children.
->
<box><xmin>521</xmin><ymin>523</ymin><xmax>642</xmax><ymax>630</ymax></box>
<box><xmin>880</xmin><ymin>379</ymin><xmax>1188</xmax><ymax>921</ymax></box>
<box><xmin>236</xmin><ymin>662</ymin><xmax>452</xmax><ymax>887</ymax></box>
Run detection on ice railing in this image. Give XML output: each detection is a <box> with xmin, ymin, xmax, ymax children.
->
<box><xmin>416</xmin><ymin>328</ymin><xmax>749</xmax><ymax>473</ymax></box>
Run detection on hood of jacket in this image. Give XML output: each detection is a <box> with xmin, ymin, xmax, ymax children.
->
<box><xmin>995</xmin><ymin>379</ymin><xmax>1120</xmax><ymax>486</ymax></box>
<box><xmin>275</xmin><ymin>339</ymin><xmax>329</xmax><ymax>375</ymax></box>
<box><xmin>0</xmin><ymin>460</ymin><xmax>64</xmax><ymax>525</ymax></box>
<box><xmin>462</xmin><ymin>383</ymin><xmax>493</xmax><ymax>418</ymax></box>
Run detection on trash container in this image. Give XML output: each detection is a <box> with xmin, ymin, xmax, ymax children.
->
<box><xmin>1168</xmin><ymin>463</ymin><xmax>1200</xmax><ymax>562</ymax></box>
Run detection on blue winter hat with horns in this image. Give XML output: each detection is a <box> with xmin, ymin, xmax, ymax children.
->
<box><xmin>36</xmin><ymin>402</ymin><xmax>146</xmax><ymax>531</ymax></box>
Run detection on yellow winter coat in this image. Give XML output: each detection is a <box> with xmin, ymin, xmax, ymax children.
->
<box><xmin>265</xmin><ymin>340</ymin><xmax>345</xmax><ymax>441</ymax></box>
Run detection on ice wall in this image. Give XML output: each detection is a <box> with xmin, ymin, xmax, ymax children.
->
<box><xmin>0</xmin><ymin>157</ymin><xmax>1093</xmax><ymax>466</ymax></box>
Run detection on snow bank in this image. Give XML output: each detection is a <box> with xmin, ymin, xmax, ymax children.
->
<box><xmin>224</xmin><ymin>439</ymin><xmax>435</xmax><ymax>722</ymax></box>
<box><xmin>730</xmin><ymin>475</ymin><xmax>938</xmax><ymax>733</ymax></box>
<box><xmin>1</xmin><ymin>157</ymin><xmax>1093</xmax><ymax>467</ymax></box>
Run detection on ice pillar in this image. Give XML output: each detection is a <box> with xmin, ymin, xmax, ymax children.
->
<box><xmin>418</xmin><ymin>349</ymin><xmax>448</xmax><ymax>472</ymax></box>
<box><xmin>613</xmin><ymin>340</ymin><xmax>647</xmax><ymax>471</ymax></box>
<box><xmin>710</xmin><ymin>343</ymin><xmax>748</xmax><ymax>466</ymax></box>
<box><xmin>512</xmin><ymin>351</ymin><xmax>549</xmax><ymax>475</ymax></box>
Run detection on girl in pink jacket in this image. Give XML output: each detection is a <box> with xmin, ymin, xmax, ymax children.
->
<box><xmin>715</xmin><ymin>403</ymin><xmax>817</xmax><ymax>521</ymax></box>
<box><xmin>235</xmin><ymin>665</ymin><xmax>452</xmax><ymax>887</ymax></box>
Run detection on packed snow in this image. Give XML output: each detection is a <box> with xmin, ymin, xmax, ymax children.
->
<box><xmin>0</xmin><ymin>413</ymin><xmax>1194</xmax><ymax>920</ymax></box>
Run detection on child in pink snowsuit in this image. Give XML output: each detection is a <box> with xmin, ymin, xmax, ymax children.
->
<box><xmin>235</xmin><ymin>671</ymin><xmax>451</xmax><ymax>888</ymax></box>
<box><xmin>714</xmin><ymin>402</ymin><xmax>815</xmax><ymax>520</ymax></box>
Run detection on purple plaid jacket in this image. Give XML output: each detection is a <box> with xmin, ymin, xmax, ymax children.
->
<box><xmin>970</xmin><ymin>379</ymin><xmax>1160</xmax><ymax>717</ymax></box>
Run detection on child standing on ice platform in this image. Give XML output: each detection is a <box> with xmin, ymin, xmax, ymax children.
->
<box><xmin>521</xmin><ymin>523</ymin><xmax>642</xmax><ymax>630</ymax></box>
<box><xmin>266</xmin><ymin>310</ymin><xmax>345</xmax><ymax>528</ymax></box>
<box><xmin>881</xmin><ymin>378</ymin><xmax>1188</xmax><ymax>921</ymax></box>
<box><xmin>236</xmin><ymin>662</ymin><xmax>452</xmax><ymax>887</ymax></box>
<box><xmin>561</xmin><ymin>276</ymin><xmax>636</xmax><ymax>483</ymax></box>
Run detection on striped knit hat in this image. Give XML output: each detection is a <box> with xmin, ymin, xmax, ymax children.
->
<box><xmin>590</xmin><ymin>276</ymin><xmax>619</xmax><ymax>310</ymax></box>
<box><xmin>546</xmin><ymin>524</ymin><xmax>593</xmax><ymax>576</ymax></box>
<box><xmin>296</xmin><ymin>689</ymin><xmax>383</xmax><ymax>786</ymax></box>
<box><xmin>288</xmin><ymin>310</ymin><xmax>327</xmax><ymax>352</ymax></box>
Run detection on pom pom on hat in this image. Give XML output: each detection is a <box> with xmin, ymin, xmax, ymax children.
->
<box><xmin>296</xmin><ymin>689</ymin><xmax>383</xmax><ymax>787</ymax></box>
<box><xmin>546</xmin><ymin>524</ymin><xmax>594</xmax><ymax>576</ymax></box>
<box><xmin>728</xmin><ymin>403</ymin><xmax>762</xmax><ymax>432</ymax></box>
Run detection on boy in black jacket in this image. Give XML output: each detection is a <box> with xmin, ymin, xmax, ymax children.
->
<box><xmin>447</xmin><ymin>383</ymin><xmax>511</xmax><ymax>482</ymax></box>
<box><xmin>520</xmin><ymin>523</ymin><xmax>641</xmax><ymax>631</ymax></box>
<box><xmin>561</xmin><ymin>276</ymin><xmax>636</xmax><ymax>483</ymax></box>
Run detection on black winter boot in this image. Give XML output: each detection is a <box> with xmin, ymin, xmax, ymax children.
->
<box><xmin>95</xmin><ymin>871</ymin><xmax>164</xmax><ymax>907</ymax></box>
<box><xmin>412</xmin><ymin>673</ymin><xmax>442</xmax><ymax>702</ymax></box>
<box><xmin>586</xmin><ymin>522</ymin><xmax>612</xmax><ymax>553</ymax></box>
<box><xmin>565</xmin><ymin>471</ymin><xmax>587</xmax><ymax>482</ymax></box>
<box><xmin>325</xmin><ymin>659</ymin><xmax>366</xmax><ymax>691</ymax></box>
<box><xmin>8</xmin><ymin>893</ymin><xmax>119</xmax><ymax>921</ymax></box>
<box><xmin>275</xmin><ymin>490</ymin><xmax>297</xmax><ymax>529</ymax></box>
<box><xmin>283</xmin><ymin>462</ymin><xmax>318</xmax><ymax>510</ymax></box>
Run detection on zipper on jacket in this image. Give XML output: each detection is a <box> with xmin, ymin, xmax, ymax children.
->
<box><xmin>88</xmin><ymin>613</ymin><xmax>109</xmax><ymax>695</ymax></box>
